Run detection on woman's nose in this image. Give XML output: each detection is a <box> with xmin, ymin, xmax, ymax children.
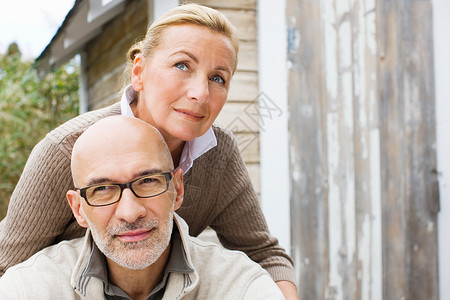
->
<box><xmin>187</xmin><ymin>75</ymin><xmax>209</xmax><ymax>102</ymax></box>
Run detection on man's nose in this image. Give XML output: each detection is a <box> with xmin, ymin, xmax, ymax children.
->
<box><xmin>187</xmin><ymin>75</ymin><xmax>209</xmax><ymax>103</ymax></box>
<box><xmin>114</xmin><ymin>188</ymin><xmax>146</xmax><ymax>223</ymax></box>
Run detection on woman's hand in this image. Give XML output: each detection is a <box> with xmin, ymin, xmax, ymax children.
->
<box><xmin>276</xmin><ymin>280</ymin><xmax>299</xmax><ymax>300</ymax></box>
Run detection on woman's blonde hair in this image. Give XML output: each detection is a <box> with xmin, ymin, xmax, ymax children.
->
<box><xmin>123</xmin><ymin>3</ymin><xmax>239</xmax><ymax>87</ymax></box>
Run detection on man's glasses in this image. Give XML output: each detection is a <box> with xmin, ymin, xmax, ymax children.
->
<box><xmin>78</xmin><ymin>172</ymin><xmax>173</xmax><ymax>207</ymax></box>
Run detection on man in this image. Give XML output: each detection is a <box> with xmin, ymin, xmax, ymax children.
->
<box><xmin>0</xmin><ymin>116</ymin><xmax>284</xmax><ymax>299</ymax></box>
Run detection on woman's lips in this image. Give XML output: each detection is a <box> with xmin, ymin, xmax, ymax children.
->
<box><xmin>116</xmin><ymin>229</ymin><xmax>152</xmax><ymax>242</ymax></box>
<box><xmin>174</xmin><ymin>108</ymin><xmax>205</xmax><ymax>121</ymax></box>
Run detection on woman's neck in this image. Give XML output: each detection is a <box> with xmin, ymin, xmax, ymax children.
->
<box><xmin>166</xmin><ymin>138</ymin><xmax>185</xmax><ymax>169</ymax></box>
<box><xmin>130</xmin><ymin>96</ymin><xmax>185</xmax><ymax>168</ymax></box>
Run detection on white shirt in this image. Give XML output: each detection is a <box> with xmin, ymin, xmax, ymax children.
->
<box><xmin>120</xmin><ymin>85</ymin><xmax>217</xmax><ymax>173</ymax></box>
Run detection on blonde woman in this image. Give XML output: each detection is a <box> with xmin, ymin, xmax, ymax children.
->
<box><xmin>0</xmin><ymin>4</ymin><xmax>298</xmax><ymax>299</ymax></box>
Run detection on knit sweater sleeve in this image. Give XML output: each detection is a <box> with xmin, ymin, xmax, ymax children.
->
<box><xmin>207</xmin><ymin>128</ymin><xmax>296</xmax><ymax>284</ymax></box>
<box><xmin>0</xmin><ymin>135</ymin><xmax>75</xmax><ymax>277</ymax></box>
<box><xmin>0</xmin><ymin>103</ymin><xmax>121</xmax><ymax>277</ymax></box>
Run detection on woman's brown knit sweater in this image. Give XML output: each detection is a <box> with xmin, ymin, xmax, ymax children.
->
<box><xmin>0</xmin><ymin>102</ymin><xmax>295</xmax><ymax>283</ymax></box>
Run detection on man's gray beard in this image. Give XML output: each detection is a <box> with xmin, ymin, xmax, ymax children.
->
<box><xmin>85</xmin><ymin>212</ymin><xmax>173</xmax><ymax>270</ymax></box>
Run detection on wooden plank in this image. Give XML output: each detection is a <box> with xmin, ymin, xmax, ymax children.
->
<box><xmin>215</xmin><ymin>102</ymin><xmax>260</xmax><ymax>133</ymax></box>
<box><xmin>86</xmin><ymin>0</ymin><xmax>148</xmax><ymax>68</ymax></box>
<box><xmin>228</xmin><ymin>71</ymin><xmax>258</xmax><ymax>102</ymax></box>
<box><xmin>286</xmin><ymin>1</ymin><xmax>329</xmax><ymax>299</ymax></box>
<box><xmin>88</xmin><ymin>64</ymin><xmax>123</xmax><ymax>103</ymax></box>
<box><xmin>377</xmin><ymin>4</ymin><xmax>409</xmax><ymax>296</ymax></box>
<box><xmin>87</xmin><ymin>0</ymin><xmax>148</xmax><ymax>65</ymax></box>
<box><xmin>406</xmin><ymin>4</ymin><xmax>439</xmax><ymax>298</ymax></box>
<box><xmin>90</xmin><ymin>93</ymin><xmax>120</xmax><ymax>111</ymax></box>
<box><xmin>88</xmin><ymin>64</ymin><xmax>123</xmax><ymax>110</ymax></box>
<box><xmin>86</xmin><ymin>8</ymin><xmax>148</xmax><ymax>88</ymax></box>
<box><xmin>235</xmin><ymin>133</ymin><xmax>259</xmax><ymax>164</ymax></box>
<box><xmin>189</xmin><ymin>0</ymin><xmax>256</xmax><ymax>10</ymax></box>
<box><xmin>377</xmin><ymin>1</ymin><xmax>438</xmax><ymax>299</ymax></box>
<box><xmin>322</xmin><ymin>1</ymin><xmax>359</xmax><ymax>298</ymax></box>
<box><xmin>351</xmin><ymin>1</ymin><xmax>382</xmax><ymax>300</ymax></box>
<box><xmin>219</xmin><ymin>9</ymin><xmax>257</xmax><ymax>41</ymax></box>
<box><xmin>236</xmin><ymin>41</ymin><xmax>258</xmax><ymax>72</ymax></box>
<box><xmin>86</xmin><ymin>26</ymin><xmax>143</xmax><ymax>88</ymax></box>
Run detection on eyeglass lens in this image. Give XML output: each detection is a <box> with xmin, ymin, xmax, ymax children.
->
<box><xmin>85</xmin><ymin>173</ymin><xmax>169</xmax><ymax>206</ymax></box>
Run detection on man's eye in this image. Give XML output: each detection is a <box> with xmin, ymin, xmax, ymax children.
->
<box><xmin>142</xmin><ymin>177</ymin><xmax>157</xmax><ymax>184</ymax></box>
<box><xmin>175</xmin><ymin>62</ymin><xmax>188</xmax><ymax>71</ymax></box>
<box><xmin>91</xmin><ymin>185</ymin><xmax>114</xmax><ymax>195</ymax></box>
<box><xmin>210</xmin><ymin>75</ymin><xmax>225</xmax><ymax>84</ymax></box>
<box><xmin>94</xmin><ymin>186</ymin><xmax>108</xmax><ymax>192</ymax></box>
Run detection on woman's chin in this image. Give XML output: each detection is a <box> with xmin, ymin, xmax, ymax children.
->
<box><xmin>174</xmin><ymin>127</ymin><xmax>208</xmax><ymax>142</ymax></box>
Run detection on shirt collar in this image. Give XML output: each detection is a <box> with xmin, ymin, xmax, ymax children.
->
<box><xmin>120</xmin><ymin>85</ymin><xmax>217</xmax><ymax>173</ymax></box>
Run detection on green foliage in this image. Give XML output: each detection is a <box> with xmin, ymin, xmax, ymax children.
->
<box><xmin>0</xmin><ymin>43</ymin><xmax>79</xmax><ymax>219</ymax></box>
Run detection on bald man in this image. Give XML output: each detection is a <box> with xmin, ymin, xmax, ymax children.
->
<box><xmin>0</xmin><ymin>116</ymin><xmax>284</xmax><ymax>300</ymax></box>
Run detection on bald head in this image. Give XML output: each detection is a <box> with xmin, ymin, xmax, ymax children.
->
<box><xmin>66</xmin><ymin>116</ymin><xmax>185</xmax><ymax>273</ymax></box>
<box><xmin>71</xmin><ymin>116</ymin><xmax>173</xmax><ymax>188</ymax></box>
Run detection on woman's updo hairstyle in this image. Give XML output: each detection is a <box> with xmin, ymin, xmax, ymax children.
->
<box><xmin>124</xmin><ymin>3</ymin><xmax>239</xmax><ymax>86</ymax></box>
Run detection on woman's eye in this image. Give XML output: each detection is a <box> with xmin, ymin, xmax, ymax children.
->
<box><xmin>210</xmin><ymin>75</ymin><xmax>225</xmax><ymax>84</ymax></box>
<box><xmin>175</xmin><ymin>62</ymin><xmax>188</xmax><ymax>71</ymax></box>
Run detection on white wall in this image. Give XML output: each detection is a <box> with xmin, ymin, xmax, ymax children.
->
<box><xmin>433</xmin><ymin>1</ymin><xmax>450</xmax><ymax>299</ymax></box>
<box><xmin>258</xmin><ymin>0</ymin><xmax>291</xmax><ymax>254</ymax></box>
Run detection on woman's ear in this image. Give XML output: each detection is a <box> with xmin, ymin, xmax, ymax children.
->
<box><xmin>67</xmin><ymin>190</ymin><xmax>89</xmax><ymax>228</ymax></box>
<box><xmin>173</xmin><ymin>169</ymin><xmax>184</xmax><ymax>211</ymax></box>
<box><xmin>131</xmin><ymin>54</ymin><xmax>144</xmax><ymax>92</ymax></box>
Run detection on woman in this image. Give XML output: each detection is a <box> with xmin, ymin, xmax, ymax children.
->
<box><xmin>0</xmin><ymin>4</ymin><xmax>298</xmax><ymax>298</ymax></box>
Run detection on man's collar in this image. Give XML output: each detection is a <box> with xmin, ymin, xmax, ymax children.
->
<box><xmin>119</xmin><ymin>85</ymin><xmax>217</xmax><ymax>174</ymax></box>
<box><xmin>83</xmin><ymin>237</ymin><xmax>108</xmax><ymax>283</ymax></box>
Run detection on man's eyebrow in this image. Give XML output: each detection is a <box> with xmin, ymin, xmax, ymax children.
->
<box><xmin>85</xmin><ymin>169</ymin><xmax>165</xmax><ymax>186</ymax></box>
<box><xmin>86</xmin><ymin>177</ymin><xmax>113</xmax><ymax>186</ymax></box>
<box><xmin>137</xmin><ymin>168</ymin><xmax>164</xmax><ymax>177</ymax></box>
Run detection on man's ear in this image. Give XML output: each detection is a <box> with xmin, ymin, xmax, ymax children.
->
<box><xmin>67</xmin><ymin>190</ymin><xmax>89</xmax><ymax>228</ymax></box>
<box><xmin>173</xmin><ymin>169</ymin><xmax>184</xmax><ymax>211</ymax></box>
<box><xmin>131</xmin><ymin>54</ymin><xmax>144</xmax><ymax>92</ymax></box>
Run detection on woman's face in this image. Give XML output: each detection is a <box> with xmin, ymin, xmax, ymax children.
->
<box><xmin>131</xmin><ymin>24</ymin><xmax>236</xmax><ymax>145</ymax></box>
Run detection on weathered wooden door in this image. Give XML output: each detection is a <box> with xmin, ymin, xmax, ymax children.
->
<box><xmin>287</xmin><ymin>0</ymin><xmax>439</xmax><ymax>299</ymax></box>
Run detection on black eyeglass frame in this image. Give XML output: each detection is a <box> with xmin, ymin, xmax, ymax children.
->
<box><xmin>78</xmin><ymin>171</ymin><xmax>173</xmax><ymax>207</ymax></box>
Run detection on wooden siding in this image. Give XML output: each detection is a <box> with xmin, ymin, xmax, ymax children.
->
<box><xmin>287</xmin><ymin>0</ymin><xmax>438</xmax><ymax>299</ymax></box>
<box><xmin>378</xmin><ymin>1</ymin><xmax>438</xmax><ymax>299</ymax></box>
<box><xmin>86</xmin><ymin>0</ymin><xmax>148</xmax><ymax>110</ymax></box>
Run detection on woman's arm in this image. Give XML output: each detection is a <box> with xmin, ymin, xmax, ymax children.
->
<box><xmin>0</xmin><ymin>104</ymin><xmax>120</xmax><ymax>276</ymax></box>
<box><xmin>178</xmin><ymin>127</ymin><xmax>298</xmax><ymax>294</ymax></box>
<box><xmin>277</xmin><ymin>280</ymin><xmax>300</xmax><ymax>300</ymax></box>
<box><xmin>0</xmin><ymin>137</ymin><xmax>76</xmax><ymax>276</ymax></box>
